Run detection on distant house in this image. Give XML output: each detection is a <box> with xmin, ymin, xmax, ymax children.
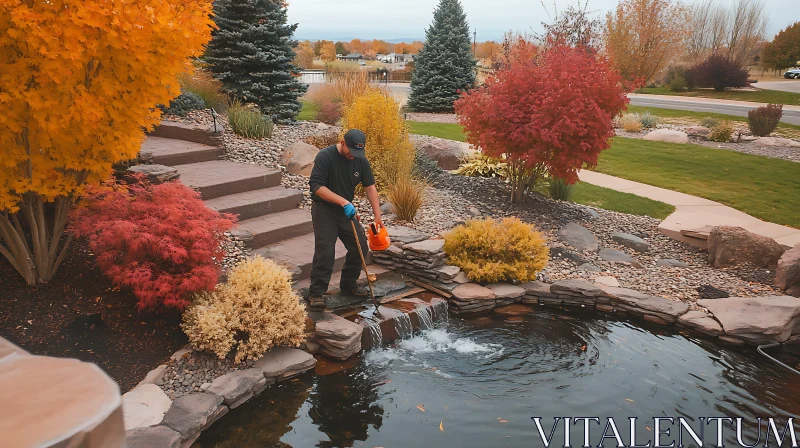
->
<box><xmin>339</xmin><ymin>53</ymin><xmax>364</xmax><ymax>61</ymax></box>
<box><xmin>378</xmin><ymin>53</ymin><xmax>416</xmax><ymax>64</ymax></box>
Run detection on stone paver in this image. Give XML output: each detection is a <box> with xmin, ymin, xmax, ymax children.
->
<box><xmin>698</xmin><ymin>296</ymin><xmax>800</xmax><ymax>342</ymax></box>
<box><xmin>253</xmin><ymin>347</ymin><xmax>317</xmax><ymax>379</ymax></box>
<box><xmin>485</xmin><ymin>283</ymin><xmax>525</xmax><ymax>299</ymax></box>
<box><xmin>206</xmin><ymin>369</ymin><xmax>269</xmax><ymax>409</ymax></box>
<box><xmin>125</xmin><ymin>426</ymin><xmax>181</xmax><ymax>448</ymax></box>
<box><xmin>404</xmin><ymin>239</ymin><xmax>445</xmax><ymax>254</ymax></box>
<box><xmin>122</xmin><ymin>384</ymin><xmax>172</xmax><ymax>430</ymax></box>
<box><xmin>578</xmin><ymin>169</ymin><xmax>800</xmax><ymax>248</ymax></box>
<box><xmin>605</xmin><ymin>287</ymin><xmax>689</xmax><ymax>321</ymax></box>
<box><xmin>159</xmin><ymin>392</ymin><xmax>223</xmax><ymax>439</ymax></box>
<box><xmin>551</xmin><ymin>279</ymin><xmax>606</xmax><ymax>297</ymax></box>
<box><xmin>452</xmin><ymin>283</ymin><xmax>496</xmax><ymax>301</ymax></box>
<box><xmin>385</xmin><ymin>226</ymin><xmax>430</xmax><ymax>244</ymax></box>
<box><xmin>678</xmin><ymin>310</ymin><xmax>723</xmax><ymax>335</ymax></box>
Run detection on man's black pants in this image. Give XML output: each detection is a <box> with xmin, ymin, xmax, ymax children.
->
<box><xmin>309</xmin><ymin>201</ymin><xmax>369</xmax><ymax>297</ymax></box>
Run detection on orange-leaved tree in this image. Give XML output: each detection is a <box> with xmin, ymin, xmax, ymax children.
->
<box><xmin>0</xmin><ymin>0</ymin><xmax>214</xmax><ymax>285</ymax></box>
<box><xmin>603</xmin><ymin>0</ymin><xmax>689</xmax><ymax>86</ymax></box>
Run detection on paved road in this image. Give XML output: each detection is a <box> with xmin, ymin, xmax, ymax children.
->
<box><xmin>756</xmin><ymin>80</ymin><xmax>800</xmax><ymax>94</ymax></box>
<box><xmin>307</xmin><ymin>82</ymin><xmax>800</xmax><ymax>125</ymax></box>
<box><xmin>629</xmin><ymin>94</ymin><xmax>800</xmax><ymax>126</ymax></box>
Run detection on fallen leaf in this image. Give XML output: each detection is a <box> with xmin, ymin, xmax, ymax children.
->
<box><xmin>440</xmin><ymin>421</ymin><xmax>444</xmax><ymax>431</ymax></box>
<box><xmin>416</xmin><ymin>405</ymin><xmax>425</xmax><ymax>412</ymax></box>
<box><xmin>646</xmin><ymin>426</ymin><xmax>652</xmax><ymax>432</ymax></box>
<box><xmin>581</xmin><ymin>345</ymin><xmax>587</xmax><ymax>351</ymax></box>
<box><xmin>625</xmin><ymin>399</ymin><xmax>635</xmax><ymax>403</ymax></box>
<box><xmin>499</xmin><ymin>419</ymin><xmax>508</xmax><ymax>423</ymax></box>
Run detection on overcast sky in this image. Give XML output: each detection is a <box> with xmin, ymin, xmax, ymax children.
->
<box><xmin>289</xmin><ymin>0</ymin><xmax>798</xmax><ymax>42</ymax></box>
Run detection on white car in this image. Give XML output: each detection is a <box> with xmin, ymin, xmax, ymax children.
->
<box><xmin>784</xmin><ymin>68</ymin><xmax>800</xmax><ymax>79</ymax></box>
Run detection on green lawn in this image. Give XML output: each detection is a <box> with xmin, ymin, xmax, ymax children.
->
<box><xmin>596</xmin><ymin>137</ymin><xmax>800</xmax><ymax>228</ymax></box>
<box><xmin>407</xmin><ymin>120</ymin><xmax>468</xmax><ymax>141</ymax></box>
<box><xmin>297</xmin><ymin>99</ymin><xmax>317</xmax><ymax>121</ymax></box>
<box><xmin>637</xmin><ymin>86</ymin><xmax>800</xmax><ymax>106</ymax></box>
<box><xmin>571</xmin><ymin>182</ymin><xmax>675</xmax><ymax>219</ymax></box>
<box><xmin>406</xmin><ymin>121</ymin><xmax>799</xmax><ymax>227</ymax></box>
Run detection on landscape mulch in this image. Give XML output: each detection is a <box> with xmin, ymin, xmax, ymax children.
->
<box><xmin>0</xmin><ymin>239</ymin><xmax>188</xmax><ymax>393</ymax></box>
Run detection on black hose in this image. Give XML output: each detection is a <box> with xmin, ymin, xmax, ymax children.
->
<box><xmin>757</xmin><ymin>342</ymin><xmax>800</xmax><ymax>375</ymax></box>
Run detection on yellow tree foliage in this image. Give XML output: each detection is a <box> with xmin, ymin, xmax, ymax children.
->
<box><xmin>340</xmin><ymin>88</ymin><xmax>415</xmax><ymax>190</ymax></box>
<box><xmin>603</xmin><ymin>0</ymin><xmax>689</xmax><ymax>85</ymax></box>
<box><xmin>319</xmin><ymin>41</ymin><xmax>337</xmax><ymax>62</ymax></box>
<box><xmin>0</xmin><ymin>0</ymin><xmax>214</xmax><ymax>284</ymax></box>
<box><xmin>294</xmin><ymin>40</ymin><xmax>315</xmax><ymax>68</ymax></box>
<box><xmin>444</xmin><ymin>218</ymin><xmax>549</xmax><ymax>283</ymax></box>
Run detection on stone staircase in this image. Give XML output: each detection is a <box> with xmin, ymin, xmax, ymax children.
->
<box><xmin>140</xmin><ymin>121</ymin><xmax>346</xmax><ymax>281</ymax></box>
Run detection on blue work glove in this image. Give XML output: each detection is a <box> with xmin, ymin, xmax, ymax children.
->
<box><xmin>342</xmin><ymin>203</ymin><xmax>356</xmax><ymax>219</ymax></box>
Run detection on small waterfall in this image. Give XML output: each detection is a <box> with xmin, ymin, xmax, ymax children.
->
<box><xmin>394</xmin><ymin>313</ymin><xmax>413</xmax><ymax>340</ymax></box>
<box><xmin>365</xmin><ymin>317</ymin><xmax>383</xmax><ymax>348</ymax></box>
<box><xmin>416</xmin><ymin>305</ymin><xmax>435</xmax><ymax>331</ymax></box>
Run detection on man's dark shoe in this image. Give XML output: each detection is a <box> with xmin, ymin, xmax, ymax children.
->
<box><xmin>341</xmin><ymin>284</ymin><xmax>370</xmax><ymax>298</ymax></box>
<box><xmin>308</xmin><ymin>295</ymin><xmax>326</xmax><ymax>309</ymax></box>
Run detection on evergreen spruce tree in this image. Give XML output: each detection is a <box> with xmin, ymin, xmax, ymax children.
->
<box><xmin>205</xmin><ymin>0</ymin><xmax>307</xmax><ymax>121</ymax></box>
<box><xmin>408</xmin><ymin>0</ymin><xmax>476</xmax><ymax>112</ymax></box>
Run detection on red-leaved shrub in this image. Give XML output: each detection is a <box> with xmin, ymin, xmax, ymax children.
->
<box><xmin>455</xmin><ymin>45</ymin><xmax>628</xmax><ymax>202</ymax></box>
<box><xmin>69</xmin><ymin>178</ymin><xmax>236</xmax><ymax>311</ymax></box>
<box><xmin>688</xmin><ymin>55</ymin><xmax>749</xmax><ymax>92</ymax></box>
<box><xmin>748</xmin><ymin>103</ymin><xmax>783</xmax><ymax>137</ymax></box>
<box><xmin>317</xmin><ymin>99</ymin><xmax>343</xmax><ymax>125</ymax></box>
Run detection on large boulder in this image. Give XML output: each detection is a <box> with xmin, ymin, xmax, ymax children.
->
<box><xmin>643</xmin><ymin>129</ymin><xmax>689</xmax><ymax>144</ymax></box>
<box><xmin>754</xmin><ymin>137</ymin><xmax>800</xmax><ymax>148</ymax></box>
<box><xmin>776</xmin><ymin>243</ymin><xmax>800</xmax><ymax>291</ymax></box>
<box><xmin>557</xmin><ymin>222</ymin><xmax>598</xmax><ymax>252</ymax></box>
<box><xmin>706</xmin><ymin>226</ymin><xmax>785</xmax><ymax>268</ymax></box>
<box><xmin>698</xmin><ymin>296</ymin><xmax>800</xmax><ymax>343</ymax></box>
<box><xmin>160</xmin><ymin>393</ymin><xmax>225</xmax><ymax>439</ymax></box>
<box><xmin>281</xmin><ymin>141</ymin><xmax>318</xmax><ymax>176</ymax></box>
<box><xmin>413</xmin><ymin>136</ymin><xmax>476</xmax><ymax>170</ymax></box>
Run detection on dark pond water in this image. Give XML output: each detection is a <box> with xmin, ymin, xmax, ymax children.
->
<box><xmin>195</xmin><ymin>311</ymin><xmax>800</xmax><ymax>448</ymax></box>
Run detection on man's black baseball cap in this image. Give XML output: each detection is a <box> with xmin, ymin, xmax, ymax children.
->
<box><xmin>344</xmin><ymin>129</ymin><xmax>367</xmax><ymax>158</ymax></box>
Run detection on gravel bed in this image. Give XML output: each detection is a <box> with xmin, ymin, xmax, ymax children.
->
<box><xmin>158</xmin><ymin>348</ymin><xmax>255</xmax><ymax>399</ymax></box>
<box><xmin>166</xmin><ymin>111</ymin><xmax>779</xmax><ymax>304</ymax></box>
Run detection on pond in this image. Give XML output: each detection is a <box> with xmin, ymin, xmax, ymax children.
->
<box><xmin>194</xmin><ymin>310</ymin><xmax>800</xmax><ymax>448</ymax></box>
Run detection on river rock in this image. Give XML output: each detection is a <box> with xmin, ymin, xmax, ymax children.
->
<box><xmin>776</xmin><ymin>243</ymin><xmax>800</xmax><ymax>291</ymax></box>
<box><xmin>415</xmin><ymin>138</ymin><xmax>475</xmax><ymax>170</ymax></box>
<box><xmin>656</xmin><ymin>259</ymin><xmax>689</xmax><ymax>268</ymax></box>
<box><xmin>207</xmin><ymin>368</ymin><xmax>269</xmax><ymax>409</ymax></box>
<box><xmin>753</xmin><ymin>137</ymin><xmax>800</xmax><ymax>148</ymax></box>
<box><xmin>604</xmin><ymin>287</ymin><xmax>689</xmax><ymax>322</ymax></box>
<box><xmin>611</xmin><ymin>233</ymin><xmax>649</xmax><ymax>252</ymax></box>
<box><xmin>380</xmin><ymin>202</ymin><xmax>396</xmax><ymax>215</ymax></box>
<box><xmin>678</xmin><ymin>310</ymin><xmax>723</xmax><ymax>335</ymax></box>
<box><xmin>282</xmin><ymin>141</ymin><xmax>318</xmax><ymax>176</ymax></box>
<box><xmin>599</xmin><ymin>248</ymin><xmax>643</xmax><ymax>268</ymax></box>
<box><xmin>122</xmin><ymin>384</ymin><xmax>172</xmax><ymax>430</ymax></box>
<box><xmin>452</xmin><ymin>283</ymin><xmax>496</xmax><ymax>301</ymax></box>
<box><xmin>386</xmin><ymin>226</ymin><xmax>429</xmax><ymax>244</ymax></box>
<box><xmin>578</xmin><ymin>263</ymin><xmax>602</xmax><ymax>272</ymax></box>
<box><xmin>485</xmin><ymin>283</ymin><xmax>525</xmax><ymax>299</ymax></box>
<box><xmin>686</xmin><ymin>126</ymin><xmax>710</xmax><ymax>137</ymax></box>
<box><xmin>557</xmin><ymin>222</ymin><xmax>598</xmax><ymax>252</ymax></box>
<box><xmin>707</xmin><ymin>226</ymin><xmax>785</xmax><ymax>268</ymax></box>
<box><xmin>698</xmin><ymin>296</ymin><xmax>800</xmax><ymax>343</ymax></box>
<box><xmin>160</xmin><ymin>392</ymin><xmax>224</xmax><ymax>438</ymax></box>
<box><xmin>126</xmin><ymin>426</ymin><xmax>181</xmax><ymax>448</ymax></box>
<box><xmin>643</xmin><ymin>129</ymin><xmax>689</xmax><ymax>144</ymax></box>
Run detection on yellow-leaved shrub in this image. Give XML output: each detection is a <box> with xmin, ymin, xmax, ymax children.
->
<box><xmin>182</xmin><ymin>256</ymin><xmax>306</xmax><ymax>363</ymax></box>
<box><xmin>444</xmin><ymin>218</ymin><xmax>549</xmax><ymax>283</ymax></box>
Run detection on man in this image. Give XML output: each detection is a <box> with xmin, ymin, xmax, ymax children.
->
<box><xmin>307</xmin><ymin>129</ymin><xmax>382</xmax><ymax>309</ymax></box>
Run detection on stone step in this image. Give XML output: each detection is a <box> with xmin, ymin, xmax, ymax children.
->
<box><xmin>204</xmin><ymin>187</ymin><xmax>303</xmax><ymax>221</ymax></box>
<box><xmin>253</xmin><ymin>233</ymin><xmax>347</xmax><ymax>281</ymax></box>
<box><xmin>141</xmin><ymin>137</ymin><xmax>223</xmax><ymax>166</ymax></box>
<box><xmin>176</xmin><ymin>160</ymin><xmax>281</xmax><ymax>200</ymax></box>
<box><xmin>238</xmin><ymin>209</ymin><xmax>314</xmax><ymax>249</ymax></box>
<box><xmin>148</xmin><ymin>120</ymin><xmax>223</xmax><ymax>147</ymax></box>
